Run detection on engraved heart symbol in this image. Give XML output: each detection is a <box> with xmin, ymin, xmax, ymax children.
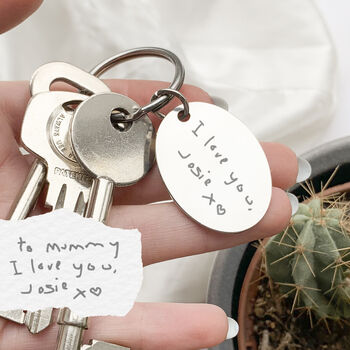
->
<box><xmin>217</xmin><ymin>204</ymin><xmax>226</xmax><ymax>215</ymax></box>
<box><xmin>90</xmin><ymin>287</ymin><xmax>102</xmax><ymax>297</ymax></box>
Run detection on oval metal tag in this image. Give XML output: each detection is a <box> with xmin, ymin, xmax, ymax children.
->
<box><xmin>156</xmin><ymin>102</ymin><xmax>272</xmax><ymax>233</ymax></box>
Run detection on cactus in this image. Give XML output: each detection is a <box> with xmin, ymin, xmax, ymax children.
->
<box><xmin>265</xmin><ymin>196</ymin><xmax>350</xmax><ymax>320</ymax></box>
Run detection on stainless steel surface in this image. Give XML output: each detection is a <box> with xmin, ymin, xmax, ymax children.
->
<box><xmin>72</xmin><ymin>92</ymin><xmax>155</xmax><ymax>185</ymax></box>
<box><xmin>90</xmin><ymin>47</ymin><xmax>185</xmax><ymax>118</ymax></box>
<box><xmin>81</xmin><ymin>340</ymin><xmax>129</xmax><ymax>350</ymax></box>
<box><xmin>86</xmin><ymin>177</ymin><xmax>114</xmax><ymax>223</ymax></box>
<box><xmin>8</xmin><ymin>159</ymin><xmax>46</xmax><ymax>220</ymax></box>
<box><xmin>72</xmin><ymin>92</ymin><xmax>155</xmax><ymax>224</ymax></box>
<box><xmin>0</xmin><ymin>308</ymin><xmax>54</xmax><ymax>334</ymax></box>
<box><xmin>29</xmin><ymin>66</ymin><xmax>121</xmax><ymax>350</ymax></box>
<box><xmin>24</xmin><ymin>308</ymin><xmax>54</xmax><ymax>334</ymax></box>
<box><xmin>31</xmin><ymin>62</ymin><xmax>109</xmax><ymax>96</ymax></box>
<box><xmin>21</xmin><ymin>91</ymin><xmax>92</xmax><ymax>212</ymax></box>
<box><xmin>156</xmin><ymin>102</ymin><xmax>272</xmax><ymax>233</ymax></box>
<box><xmin>57</xmin><ymin>308</ymin><xmax>88</xmax><ymax>350</ymax></box>
<box><xmin>21</xmin><ymin>92</ymin><xmax>93</xmax><ymax>349</ymax></box>
<box><xmin>3</xmin><ymin>66</ymin><xmax>111</xmax><ymax>340</ymax></box>
<box><xmin>0</xmin><ymin>310</ymin><xmax>25</xmax><ymax>324</ymax></box>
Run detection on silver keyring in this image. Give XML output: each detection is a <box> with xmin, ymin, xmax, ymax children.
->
<box><xmin>151</xmin><ymin>88</ymin><xmax>190</xmax><ymax>121</ymax></box>
<box><xmin>89</xmin><ymin>47</ymin><xmax>185</xmax><ymax>120</ymax></box>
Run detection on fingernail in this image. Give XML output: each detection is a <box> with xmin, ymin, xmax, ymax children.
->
<box><xmin>226</xmin><ymin>317</ymin><xmax>239</xmax><ymax>339</ymax></box>
<box><xmin>210</xmin><ymin>95</ymin><xmax>229</xmax><ymax>111</ymax></box>
<box><xmin>296</xmin><ymin>157</ymin><xmax>312</xmax><ymax>183</ymax></box>
<box><xmin>287</xmin><ymin>192</ymin><xmax>299</xmax><ymax>215</ymax></box>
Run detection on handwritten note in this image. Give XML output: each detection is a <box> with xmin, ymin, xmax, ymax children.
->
<box><xmin>177</xmin><ymin>118</ymin><xmax>255</xmax><ymax>214</ymax></box>
<box><xmin>156</xmin><ymin>102</ymin><xmax>272</xmax><ymax>233</ymax></box>
<box><xmin>0</xmin><ymin>210</ymin><xmax>142</xmax><ymax>317</ymax></box>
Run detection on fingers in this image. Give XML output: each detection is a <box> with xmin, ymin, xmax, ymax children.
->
<box><xmin>86</xmin><ymin>303</ymin><xmax>229</xmax><ymax>350</ymax></box>
<box><xmin>0</xmin><ymin>80</ymin><xmax>298</xmax><ymax>212</ymax></box>
<box><xmin>108</xmin><ymin>187</ymin><xmax>291</xmax><ymax>266</ymax></box>
<box><xmin>0</xmin><ymin>124</ymin><xmax>31</xmax><ymax>219</ymax></box>
<box><xmin>0</xmin><ymin>0</ymin><xmax>43</xmax><ymax>34</ymax></box>
<box><xmin>262</xmin><ymin>141</ymin><xmax>298</xmax><ymax>189</ymax></box>
<box><xmin>0</xmin><ymin>303</ymin><xmax>230</xmax><ymax>350</ymax></box>
<box><xmin>0</xmin><ymin>80</ymin><xmax>212</xmax><ymax>142</ymax></box>
<box><xmin>104</xmin><ymin>79</ymin><xmax>213</xmax><ymax>131</ymax></box>
<box><xmin>113</xmin><ymin>141</ymin><xmax>297</xmax><ymax>205</ymax></box>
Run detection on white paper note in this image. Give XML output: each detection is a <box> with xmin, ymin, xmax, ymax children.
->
<box><xmin>0</xmin><ymin>209</ymin><xmax>142</xmax><ymax>317</ymax></box>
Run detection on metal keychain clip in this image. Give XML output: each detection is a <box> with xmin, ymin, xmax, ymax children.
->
<box><xmin>151</xmin><ymin>88</ymin><xmax>190</xmax><ymax>120</ymax></box>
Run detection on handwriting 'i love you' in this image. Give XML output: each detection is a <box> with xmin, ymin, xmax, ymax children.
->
<box><xmin>156</xmin><ymin>102</ymin><xmax>272</xmax><ymax>233</ymax></box>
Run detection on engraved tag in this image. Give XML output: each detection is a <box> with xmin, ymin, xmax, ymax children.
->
<box><xmin>156</xmin><ymin>102</ymin><xmax>272</xmax><ymax>233</ymax></box>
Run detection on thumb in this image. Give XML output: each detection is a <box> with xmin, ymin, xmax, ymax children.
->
<box><xmin>0</xmin><ymin>0</ymin><xmax>43</xmax><ymax>34</ymax></box>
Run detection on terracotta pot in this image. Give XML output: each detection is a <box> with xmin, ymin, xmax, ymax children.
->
<box><xmin>237</xmin><ymin>181</ymin><xmax>350</xmax><ymax>350</ymax></box>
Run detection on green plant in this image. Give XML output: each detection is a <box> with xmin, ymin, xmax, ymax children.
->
<box><xmin>265</xmin><ymin>195</ymin><xmax>350</xmax><ymax>321</ymax></box>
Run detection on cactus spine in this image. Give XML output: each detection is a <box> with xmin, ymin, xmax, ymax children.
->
<box><xmin>265</xmin><ymin>197</ymin><xmax>350</xmax><ymax>320</ymax></box>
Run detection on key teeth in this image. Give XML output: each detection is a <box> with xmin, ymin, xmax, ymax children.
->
<box><xmin>46</xmin><ymin>181</ymin><xmax>89</xmax><ymax>214</ymax></box>
<box><xmin>81</xmin><ymin>340</ymin><xmax>130</xmax><ymax>350</ymax></box>
<box><xmin>0</xmin><ymin>308</ymin><xmax>53</xmax><ymax>334</ymax></box>
<box><xmin>0</xmin><ymin>310</ymin><xmax>26</xmax><ymax>324</ymax></box>
<box><xmin>25</xmin><ymin>308</ymin><xmax>53</xmax><ymax>334</ymax></box>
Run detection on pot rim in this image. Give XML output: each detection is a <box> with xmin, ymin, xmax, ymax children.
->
<box><xmin>237</xmin><ymin>181</ymin><xmax>350</xmax><ymax>350</ymax></box>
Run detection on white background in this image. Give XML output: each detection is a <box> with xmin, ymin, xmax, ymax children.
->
<box><xmin>315</xmin><ymin>0</ymin><xmax>350</xmax><ymax>150</ymax></box>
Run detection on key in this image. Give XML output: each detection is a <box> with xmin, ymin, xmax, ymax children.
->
<box><xmin>26</xmin><ymin>62</ymin><xmax>111</xmax><ymax>213</ymax></box>
<box><xmin>0</xmin><ymin>63</ymin><xmax>111</xmax><ymax>331</ymax></box>
<box><xmin>0</xmin><ymin>92</ymin><xmax>91</xmax><ymax>333</ymax></box>
<box><xmin>30</xmin><ymin>62</ymin><xmax>109</xmax><ymax>96</ymax></box>
<box><xmin>60</xmin><ymin>92</ymin><xmax>155</xmax><ymax>350</ymax></box>
<box><xmin>21</xmin><ymin>91</ymin><xmax>94</xmax><ymax>211</ymax></box>
<box><xmin>57</xmin><ymin>311</ymin><xmax>129</xmax><ymax>350</ymax></box>
<box><xmin>0</xmin><ymin>308</ymin><xmax>54</xmax><ymax>334</ymax></box>
<box><xmin>2</xmin><ymin>63</ymin><xmax>112</xmax><ymax>337</ymax></box>
<box><xmin>8</xmin><ymin>159</ymin><xmax>46</xmax><ymax>221</ymax></box>
<box><xmin>8</xmin><ymin>62</ymin><xmax>110</xmax><ymax>220</ymax></box>
<box><xmin>1</xmin><ymin>65</ymin><xmax>111</xmax><ymax>332</ymax></box>
<box><xmin>71</xmin><ymin>92</ymin><xmax>156</xmax><ymax>222</ymax></box>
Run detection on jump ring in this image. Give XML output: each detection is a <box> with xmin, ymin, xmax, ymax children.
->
<box><xmin>151</xmin><ymin>88</ymin><xmax>190</xmax><ymax>120</ymax></box>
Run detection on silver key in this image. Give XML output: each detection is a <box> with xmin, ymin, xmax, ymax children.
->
<box><xmin>21</xmin><ymin>91</ymin><xmax>93</xmax><ymax>212</ymax></box>
<box><xmin>7</xmin><ymin>62</ymin><xmax>110</xmax><ymax>220</ymax></box>
<box><xmin>72</xmin><ymin>92</ymin><xmax>156</xmax><ymax>222</ymax></box>
<box><xmin>0</xmin><ymin>92</ymin><xmax>90</xmax><ymax>334</ymax></box>
<box><xmin>0</xmin><ymin>308</ymin><xmax>54</xmax><ymax>334</ymax></box>
<box><xmin>1</xmin><ymin>64</ymin><xmax>111</xmax><ymax>332</ymax></box>
<box><xmin>8</xmin><ymin>159</ymin><xmax>46</xmax><ymax>221</ymax></box>
<box><xmin>66</xmin><ymin>92</ymin><xmax>155</xmax><ymax>350</ymax></box>
<box><xmin>0</xmin><ymin>93</ymin><xmax>91</xmax><ymax>333</ymax></box>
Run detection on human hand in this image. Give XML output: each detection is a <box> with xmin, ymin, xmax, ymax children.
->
<box><xmin>0</xmin><ymin>1</ymin><xmax>301</xmax><ymax>349</ymax></box>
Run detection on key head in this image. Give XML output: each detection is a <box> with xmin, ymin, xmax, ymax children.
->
<box><xmin>30</xmin><ymin>62</ymin><xmax>109</xmax><ymax>96</ymax></box>
<box><xmin>71</xmin><ymin>92</ymin><xmax>155</xmax><ymax>186</ymax></box>
<box><xmin>22</xmin><ymin>91</ymin><xmax>88</xmax><ymax>165</ymax></box>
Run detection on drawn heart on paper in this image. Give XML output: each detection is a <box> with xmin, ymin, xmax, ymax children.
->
<box><xmin>217</xmin><ymin>204</ymin><xmax>226</xmax><ymax>216</ymax></box>
<box><xmin>90</xmin><ymin>287</ymin><xmax>102</xmax><ymax>297</ymax></box>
